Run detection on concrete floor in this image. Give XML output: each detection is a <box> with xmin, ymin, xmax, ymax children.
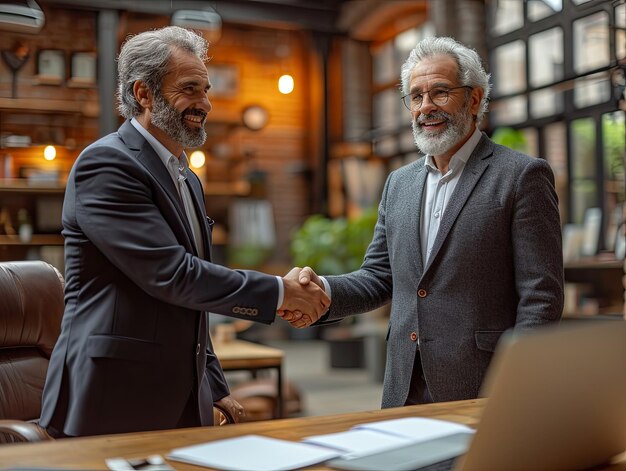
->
<box><xmin>225</xmin><ymin>339</ymin><xmax>384</xmax><ymax>419</ymax></box>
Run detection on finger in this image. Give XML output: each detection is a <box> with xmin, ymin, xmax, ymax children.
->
<box><xmin>299</xmin><ymin>267</ymin><xmax>312</xmax><ymax>284</ymax></box>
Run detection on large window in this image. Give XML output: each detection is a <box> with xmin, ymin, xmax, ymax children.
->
<box><xmin>488</xmin><ymin>0</ymin><xmax>625</xmax><ymax>253</ymax></box>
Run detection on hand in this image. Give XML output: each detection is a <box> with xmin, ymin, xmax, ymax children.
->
<box><xmin>277</xmin><ymin>267</ymin><xmax>329</xmax><ymax>327</ymax></box>
<box><xmin>214</xmin><ymin>395</ymin><xmax>245</xmax><ymax>423</ymax></box>
<box><xmin>277</xmin><ymin>267</ymin><xmax>329</xmax><ymax>328</ymax></box>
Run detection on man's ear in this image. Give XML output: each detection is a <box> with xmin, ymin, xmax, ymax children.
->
<box><xmin>133</xmin><ymin>80</ymin><xmax>152</xmax><ymax>110</ymax></box>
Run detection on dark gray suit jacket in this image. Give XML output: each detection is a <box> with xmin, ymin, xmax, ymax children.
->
<box><xmin>40</xmin><ymin>121</ymin><xmax>278</xmax><ymax>436</ymax></box>
<box><xmin>325</xmin><ymin>134</ymin><xmax>564</xmax><ymax>408</ymax></box>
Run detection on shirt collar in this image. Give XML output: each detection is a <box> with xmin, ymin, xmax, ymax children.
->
<box><xmin>424</xmin><ymin>126</ymin><xmax>482</xmax><ymax>174</ymax></box>
<box><xmin>130</xmin><ymin>117</ymin><xmax>188</xmax><ymax>179</ymax></box>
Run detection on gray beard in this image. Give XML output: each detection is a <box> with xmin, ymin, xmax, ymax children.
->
<box><xmin>151</xmin><ymin>93</ymin><xmax>207</xmax><ymax>149</ymax></box>
<box><xmin>412</xmin><ymin>102</ymin><xmax>473</xmax><ymax>157</ymax></box>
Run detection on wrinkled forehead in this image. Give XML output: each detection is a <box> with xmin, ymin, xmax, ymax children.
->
<box><xmin>410</xmin><ymin>55</ymin><xmax>460</xmax><ymax>88</ymax></box>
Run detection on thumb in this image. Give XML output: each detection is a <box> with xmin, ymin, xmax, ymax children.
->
<box><xmin>299</xmin><ymin>266</ymin><xmax>312</xmax><ymax>284</ymax></box>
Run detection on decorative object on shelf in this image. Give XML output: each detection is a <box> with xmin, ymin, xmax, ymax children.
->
<box><xmin>241</xmin><ymin>105</ymin><xmax>269</xmax><ymax>131</ymax></box>
<box><xmin>581</xmin><ymin>207</ymin><xmax>602</xmax><ymax>257</ymax></box>
<box><xmin>17</xmin><ymin>209</ymin><xmax>32</xmax><ymax>243</ymax></box>
<box><xmin>69</xmin><ymin>51</ymin><xmax>96</xmax><ymax>87</ymax></box>
<box><xmin>0</xmin><ymin>208</ymin><xmax>15</xmax><ymax>236</ymax></box>
<box><xmin>206</xmin><ymin>64</ymin><xmax>238</xmax><ymax>97</ymax></box>
<box><xmin>1</xmin><ymin>41</ymin><xmax>30</xmax><ymax>98</ymax></box>
<box><xmin>36</xmin><ymin>49</ymin><xmax>65</xmax><ymax>85</ymax></box>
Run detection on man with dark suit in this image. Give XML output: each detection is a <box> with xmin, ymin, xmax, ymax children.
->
<box><xmin>39</xmin><ymin>26</ymin><xmax>329</xmax><ymax>437</ymax></box>
<box><xmin>287</xmin><ymin>36</ymin><xmax>563</xmax><ymax>407</ymax></box>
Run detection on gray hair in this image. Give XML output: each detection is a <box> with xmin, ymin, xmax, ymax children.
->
<box><xmin>117</xmin><ymin>26</ymin><xmax>208</xmax><ymax>119</ymax></box>
<box><xmin>400</xmin><ymin>36</ymin><xmax>491</xmax><ymax>123</ymax></box>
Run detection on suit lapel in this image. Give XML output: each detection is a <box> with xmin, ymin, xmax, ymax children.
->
<box><xmin>422</xmin><ymin>134</ymin><xmax>494</xmax><ymax>274</ymax></box>
<box><xmin>118</xmin><ymin>121</ymin><xmax>197</xmax><ymax>253</ymax></box>
<box><xmin>411</xmin><ymin>163</ymin><xmax>428</xmax><ymax>275</ymax></box>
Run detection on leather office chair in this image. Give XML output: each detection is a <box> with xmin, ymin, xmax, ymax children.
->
<box><xmin>0</xmin><ymin>260</ymin><xmax>234</xmax><ymax>444</ymax></box>
<box><xmin>0</xmin><ymin>260</ymin><xmax>64</xmax><ymax>443</ymax></box>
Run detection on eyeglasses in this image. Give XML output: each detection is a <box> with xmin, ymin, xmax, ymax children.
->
<box><xmin>401</xmin><ymin>86</ymin><xmax>473</xmax><ymax>111</ymax></box>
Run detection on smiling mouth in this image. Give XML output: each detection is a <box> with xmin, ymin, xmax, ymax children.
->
<box><xmin>183</xmin><ymin>110</ymin><xmax>207</xmax><ymax>126</ymax></box>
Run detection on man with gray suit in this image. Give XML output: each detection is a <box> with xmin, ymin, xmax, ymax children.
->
<box><xmin>40</xmin><ymin>26</ymin><xmax>328</xmax><ymax>437</ymax></box>
<box><xmin>287</xmin><ymin>36</ymin><xmax>563</xmax><ymax>407</ymax></box>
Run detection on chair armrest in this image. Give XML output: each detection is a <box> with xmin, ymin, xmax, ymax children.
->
<box><xmin>212</xmin><ymin>404</ymin><xmax>236</xmax><ymax>426</ymax></box>
<box><xmin>0</xmin><ymin>420</ymin><xmax>52</xmax><ymax>443</ymax></box>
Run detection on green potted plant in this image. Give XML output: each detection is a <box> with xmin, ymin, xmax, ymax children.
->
<box><xmin>290</xmin><ymin>208</ymin><xmax>378</xmax><ymax>367</ymax></box>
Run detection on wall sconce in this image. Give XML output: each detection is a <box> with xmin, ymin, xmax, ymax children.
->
<box><xmin>278</xmin><ymin>74</ymin><xmax>294</xmax><ymax>94</ymax></box>
<box><xmin>242</xmin><ymin>105</ymin><xmax>269</xmax><ymax>131</ymax></box>
<box><xmin>43</xmin><ymin>145</ymin><xmax>56</xmax><ymax>161</ymax></box>
<box><xmin>189</xmin><ymin>150</ymin><xmax>206</xmax><ymax>169</ymax></box>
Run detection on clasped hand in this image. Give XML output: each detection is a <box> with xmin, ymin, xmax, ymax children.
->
<box><xmin>277</xmin><ymin>266</ymin><xmax>328</xmax><ymax>328</ymax></box>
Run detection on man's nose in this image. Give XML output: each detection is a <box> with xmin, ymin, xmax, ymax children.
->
<box><xmin>199</xmin><ymin>94</ymin><xmax>212</xmax><ymax>113</ymax></box>
<box><xmin>418</xmin><ymin>93</ymin><xmax>438</xmax><ymax>114</ymax></box>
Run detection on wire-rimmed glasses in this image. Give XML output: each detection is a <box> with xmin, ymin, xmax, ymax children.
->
<box><xmin>401</xmin><ymin>86</ymin><xmax>472</xmax><ymax>112</ymax></box>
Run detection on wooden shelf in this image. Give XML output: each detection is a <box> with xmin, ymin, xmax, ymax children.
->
<box><xmin>0</xmin><ymin>234</ymin><xmax>63</xmax><ymax>246</ymax></box>
<box><xmin>0</xmin><ymin>180</ymin><xmax>65</xmax><ymax>195</ymax></box>
<box><xmin>0</xmin><ymin>97</ymin><xmax>99</xmax><ymax>118</ymax></box>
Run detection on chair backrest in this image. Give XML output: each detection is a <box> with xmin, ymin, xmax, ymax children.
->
<box><xmin>0</xmin><ymin>261</ymin><xmax>64</xmax><ymax>422</ymax></box>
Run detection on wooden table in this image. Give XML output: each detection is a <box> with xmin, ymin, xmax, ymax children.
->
<box><xmin>213</xmin><ymin>339</ymin><xmax>284</xmax><ymax>418</ymax></box>
<box><xmin>0</xmin><ymin>399</ymin><xmax>624</xmax><ymax>470</ymax></box>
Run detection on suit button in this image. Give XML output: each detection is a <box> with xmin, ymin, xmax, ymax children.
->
<box><xmin>418</xmin><ymin>289</ymin><xmax>427</xmax><ymax>298</ymax></box>
<box><xmin>410</xmin><ymin>332</ymin><xmax>418</xmax><ymax>342</ymax></box>
<box><xmin>196</xmin><ymin>343</ymin><xmax>201</xmax><ymax>355</ymax></box>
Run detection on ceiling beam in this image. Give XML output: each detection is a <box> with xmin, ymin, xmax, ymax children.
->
<box><xmin>39</xmin><ymin>0</ymin><xmax>343</xmax><ymax>33</ymax></box>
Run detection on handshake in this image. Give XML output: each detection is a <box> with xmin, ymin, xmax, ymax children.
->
<box><xmin>277</xmin><ymin>267</ymin><xmax>328</xmax><ymax>328</ymax></box>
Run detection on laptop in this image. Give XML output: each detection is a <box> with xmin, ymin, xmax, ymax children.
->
<box><xmin>328</xmin><ymin>320</ymin><xmax>626</xmax><ymax>471</ymax></box>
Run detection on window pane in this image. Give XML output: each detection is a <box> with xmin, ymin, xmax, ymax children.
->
<box><xmin>529</xmin><ymin>27</ymin><xmax>563</xmax><ymax>87</ymax></box>
<box><xmin>521</xmin><ymin>127</ymin><xmax>538</xmax><ymax>157</ymax></box>
<box><xmin>574</xmin><ymin>71</ymin><xmax>610</xmax><ymax>108</ymax></box>
<box><xmin>493</xmin><ymin>41</ymin><xmax>526</xmax><ymax>95</ymax></box>
<box><xmin>399</xmin><ymin>128</ymin><xmax>416</xmax><ymax>153</ymax></box>
<box><xmin>374</xmin><ymin>135</ymin><xmax>398</xmax><ymax>157</ymax></box>
<box><xmin>617</xmin><ymin>4</ymin><xmax>625</xmax><ymax>61</ymax></box>
<box><xmin>602</xmin><ymin>111</ymin><xmax>625</xmax><ymax>250</ymax></box>
<box><xmin>531</xmin><ymin>87</ymin><xmax>564</xmax><ymax>118</ymax></box>
<box><xmin>372</xmin><ymin>40</ymin><xmax>396</xmax><ymax>86</ymax></box>
<box><xmin>528</xmin><ymin>0</ymin><xmax>562</xmax><ymax>22</ymax></box>
<box><xmin>372</xmin><ymin>88</ymin><xmax>402</xmax><ymax>131</ymax></box>
<box><xmin>573</xmin><ymin>12</ymin><xmax>609</xmax><ymax>74</ymax></box>
<box><xmin>489</xmin><ymin>0</ymin><xmax>524</xmax><ymax>35</ymax></box>
<box><xmin>490</xmin><ymin>96</ymin><xmax>527</xmax><ymax>125</ymax></box>
<box><xmin>570</xmin><ymin>118</ymin><xmax>597</xmax><ymax>224</ymax></box>
<box><xmin>544</xmin><ymin>122</ymin><xmax>568</xmax><ymax>223</ymax></box>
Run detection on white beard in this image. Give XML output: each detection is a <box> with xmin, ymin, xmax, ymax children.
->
<box><xmin>412</xmin><ymin>101</ymin><xmax>473</xmax><ymax>157</ymax></box>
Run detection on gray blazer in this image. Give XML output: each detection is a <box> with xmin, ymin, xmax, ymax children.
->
<box><xmin>325</xmin><ymin>134</ymin><xmax>563</xmax><ymax>408</ymax></box>
<box><xmin>40</xmin><ymin>121</ymin><xmax>279</xmax><ymax>436</ymax></box>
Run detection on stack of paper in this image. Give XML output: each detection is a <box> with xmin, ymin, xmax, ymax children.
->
<box><xmin>303</xmin><ymin>417</ymin><xmax>475</xmax><ymax>459</ymax></box>
<box><xmin>167</xmin><ymin>417</ymin><xmax>474</xmax><ymax>470</ymax></box>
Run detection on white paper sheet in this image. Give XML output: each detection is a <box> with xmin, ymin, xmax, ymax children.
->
<box><xmin>303</xmin><ymin>417</ymin><xmax>474</xmax><ymax>460</ymax></box>
<box><xmin>167</xmin><ymin>434</ymin><xmax>341</xmax><ymax>471</ymax></box>
<box><xmin>302</xmin><ymin>428</ymin><xmax>415</xmax><ymax>459</ymax></box>
<box><xmin>354</xmin><ymin>417</ymin><xmax>474</xmax><ymax>440</ymax></box>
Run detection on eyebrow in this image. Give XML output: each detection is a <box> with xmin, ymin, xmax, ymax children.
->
<box><xmin>410</xmin><ymin>82</ymin><xmax>453</xmax><ymax>93</ymax></box>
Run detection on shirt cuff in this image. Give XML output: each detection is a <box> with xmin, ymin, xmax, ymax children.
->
<box><xmin>275</xmin><ymin>276</ymin><xmax>284</xmax><ymax>310</ymax></box>
<box><xmin>320</xmin><ymin>276</ymin><xmax>332</xmax><ymax>300</ymax></box>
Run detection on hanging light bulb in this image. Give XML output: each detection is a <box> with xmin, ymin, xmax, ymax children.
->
<box><xmin>278</xmin><ymin>74</ymin><xmax>294</xmax><ymax>94</ymax></box>
<box><xmin>189</xmin><ymin>150</ymin><xmax>206</xmax><ymax>169</ymax></box>
<box><xmin>43</xmin><ymin>145</ymin><xmax>56</xmax><ymax>161</ymax></box>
